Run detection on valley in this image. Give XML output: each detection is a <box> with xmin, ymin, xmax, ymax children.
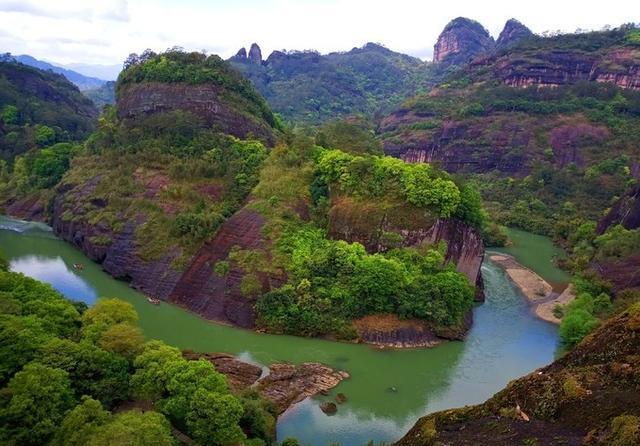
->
<box><xmin>0</xmin><ymin>216</ymin><xmax>560</xmax><ymax>446</ymax></box>
<box><xmin>0</xmin><ymin>6</ymin><xmax>638</xmax><ymax>446</ymax></box>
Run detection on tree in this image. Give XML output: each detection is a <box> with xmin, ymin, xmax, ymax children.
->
<box><xmin>86</xmin><ymin>410</ymin><xmax>174</xmax><ymax>446</ymax></box>
<box><xmin>131</xmin><ymin>340</ymin><xmax>183</xmax><ymax>399</ymax></box>
<box><xmin>82</xmin><ymin>298</ymin><xmax>139</xmax><ymax>327</ymax></box>
<box><xmin>0</xmin><ymin>363</ymin><xmax>75</xmax><ymax>446</ymax></box>
<box><xmin>186</xmin><ymin>389</ymin><xmax>246</xmax><ymax>446</ymax></box>
<box><xmin>559</xmin><ymin>308</ymin><xmax>600</xmax><ymax>347</ymax></box>
<box><xmin>82</xmin><ymin>298</ymin><xmax>139</xmax><ymax>343</ymax></box>
<box><xmin>52</xmin><ymin>397</ymin><xmax>110</xmax><ymax>446</ymax></box>
<box><xmin>0</xmin><ymin>315</ymin><xmax>51</xmax><ymax>385</ymax></box>
<box><xmin>162</xmin><ymin>359</ymin><xmax>228</xmax><ymax>425</ymax></box>
<box><xmin>38</xmin><ymin>338</ymin><xmax>130</xmax><ymax>408</ymax></box>
<box><xmin>98</xmin><ymin>323</ymin><xmax>144</xmax><ymax>360</ymax></box>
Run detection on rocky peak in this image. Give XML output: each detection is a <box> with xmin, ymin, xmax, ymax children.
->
<box><xmin>433</xmin><ymin>17</ymin><xmax>494</xmax><ymax>65</ymax></box>
<box><xmin>248</xmin><ymin>43</ymin><xmax>262</xmax><ymax>64</ymax></box>
<box><xmin>234</xmin><ymin>47</ymin><xmax>247</xmax><ymax>59</ymax></box>
<box><xmin>496</xmin><ymin>18</ymin><xmax>534</xmax><ymax>48</ymax></box>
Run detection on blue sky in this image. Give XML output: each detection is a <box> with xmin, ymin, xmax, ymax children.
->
<box><xmin>0</xmin><ymin>0</ymin><xmax>638</xmax><ymax>67</ymax></box>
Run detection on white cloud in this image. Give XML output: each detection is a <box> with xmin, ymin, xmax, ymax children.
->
<box><xmin>0</xmin><ymin>0</ymin><xmax>638</xmax><ymax>66</ymax></box>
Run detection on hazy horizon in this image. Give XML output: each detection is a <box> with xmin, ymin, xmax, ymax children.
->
<box><xmin>1</xmin><ymin>0</ymin><xmax>639</xmax><ymax>70</ymax></box>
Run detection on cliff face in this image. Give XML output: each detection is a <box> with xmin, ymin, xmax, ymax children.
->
<box><xmin>433</xmin><ymin>17</ymin><xmax>494</xmax><ymax>65</ymax></box>
<box><xmin>51</xmin><ymin>176</ymin><xmax>281</xmax><ymax>328</ymax></box>
<box><xmin>489</xmin><ymin>47</ymin><xmax>640</xmax><ymax>90</ymax></box>
<box><xmin>396</xmin><ymin>305</ymin><xmax>640</xmax><ymax>446</ymax></box>
<box><xmin>381</xmin><ymin>111</ymin><xmax>613</xmax><ymax>175</ymax></box>
<box><xmin>168</xmin><ymin>208</ymin><xmax>285</xmax><ymax>328</ymax></box>
<box><xmin>596</xmin><ymin>184</ymin><xmax>640</xmax><ymax>233</ymax></box>
<box><xmin>117</xmin><ymin>82</ymin><xmax>276</xmax><ymax>146</ymax></box>
<box><xmin>327</xmin><ymin>197</ymin><xmax>485</xmax><ymax>295</ymax></box>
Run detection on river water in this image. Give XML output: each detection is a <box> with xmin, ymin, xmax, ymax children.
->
<box><xmin>0</xmin><ymin>216</ymin><xmax>561</xmax><ymax>446</ymax></box>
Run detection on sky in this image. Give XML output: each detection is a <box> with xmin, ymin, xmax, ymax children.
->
<box><xmin>0</xmin><ymin>0</ymin><xmax>639</xmax><ymax>74</ymax></box>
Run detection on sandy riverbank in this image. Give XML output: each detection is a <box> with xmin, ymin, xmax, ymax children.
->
<box><xmin>489</xmin><ymin>254</ymin><xmax>574</xmax><ymax>324</ymax></box>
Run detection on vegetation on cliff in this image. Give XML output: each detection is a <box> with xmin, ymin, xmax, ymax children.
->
<box><xmin>118</xmin><ymin>49</ymin><xmax>282</xmax><ymax>132</ymax></box>
<box><xmin>0</xmin><ymin>266</ymin><xmax>277</xmax><ymax>446</ymax></box>
<box><xmin>381</xmin><ymin>25</ymin><xmax>640</xmax><ymax>244</ymax></box>
<box><xmin>228</xmin><ymin>133</ymin><xmax>482</xmax><ymax>339</ymax></box>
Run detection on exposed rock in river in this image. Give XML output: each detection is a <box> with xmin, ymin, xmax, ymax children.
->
<box><xmin>184</xmin><ymin>351</ymin><xmax>349</xmax><ymax>414</ymax></box>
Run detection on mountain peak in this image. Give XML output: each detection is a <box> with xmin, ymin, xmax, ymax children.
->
<box><xmin>496</xmin><ymin>18</ymin><xmax>534</xmax><ymax>48</ymax></box>
<box><xmin>248</xmin><ymin>43</ymin><xmax>262</xmax><ymax>64</ymax></box>
<box><xmin>433</xmin><ymin>17</ymin><xmax>494</xmax><ymax>65</ymax></box>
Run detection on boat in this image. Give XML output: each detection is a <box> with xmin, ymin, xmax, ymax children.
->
<box><xmin>72</xmin><ymin>263</ymin><xmax>84</xmax><ymax>271</ymax></box>
<box><xmin>147</xmin><ymin>297</ymin><xmax>161</xmax><ymax>305</ymax></box>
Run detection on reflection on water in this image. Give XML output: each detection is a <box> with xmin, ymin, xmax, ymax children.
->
<box><xmin>0</xmin><ymin>216</ymin><xmax>559</xmax><ymax>446</ymax></box>
<box><xmin>11</xmin><ymin>256</ymin><xmax>97</xmax><ymax>305</ymax></box>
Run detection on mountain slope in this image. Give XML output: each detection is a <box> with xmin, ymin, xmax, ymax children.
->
<box><xmin>379</xmin><ymin>24</ymin><xmax>640</xmax><ymax>237</ymax></box>
<box><xmin>396</xmin><ymin>303</ymin><xmax>640</xmax><ymax>445</ymax></box>
<box><xmin>13</xmin><ymin>54</ymin><xmax>107</xmax><ymax>90</ymax></box>
<box><xmin>229</xmin><ymin>43</ymin><xmax>432</xmax><ymax>124</ymax></box>
<box><xmin>0</xmin><ymin>60</ymin><xmax>98</xmax><ymax>162</ymax></box>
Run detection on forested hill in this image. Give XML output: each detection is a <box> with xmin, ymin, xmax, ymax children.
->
<box><xmin>379</xmin><ymin>24</ymin><xmax>640</xmax><ymax>239</ymax></box>
<box><xmin>229</xmin><ymin>43</ymin><xmax>432</xmax><ymax>124</ymax></box>
<box><xmin>0</xmin><ymin>59</ymin><xmax>98</xmax><ymax>162</ymax></box>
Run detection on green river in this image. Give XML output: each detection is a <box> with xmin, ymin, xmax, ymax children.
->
<box><xmin>0</xmin><ymin>216</ymin><xmax>565</xmax><ymax>446</ymax></box>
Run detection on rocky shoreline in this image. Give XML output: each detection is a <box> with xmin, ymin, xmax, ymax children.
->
<box><xmin>489</xmin><ymin>253</ymin><xmax>573</xmax><ymax>324</ymax></box>
<box><xmin>183</xmin><ymin>351</ymin><xmax>349</xmax><ymax>415</ymax></box>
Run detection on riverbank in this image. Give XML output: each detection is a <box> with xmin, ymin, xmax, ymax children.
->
<box><xmin>489</xmin><ymin>253</ymin><xmax>574</xmax><ymax>324</ymax></box>
<box><xmin>184</xmin><ymin>351</ymin><xmax>349</xmax><ymax>414</ymax></box>
<box><xmin>1</xmin><ymin>216</ymin><xmax>561</xmax><ymax>446</ymax></box>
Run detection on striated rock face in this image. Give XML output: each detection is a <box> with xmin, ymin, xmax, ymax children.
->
<box><xmin>380</xmin><ymin>107</ymin><xmax>613</xmax><ymax>175</ymax></box>
<box><xmin>248</xmin><ymin>43</ymin><xmax>263</xmax><ymax>64</ymax></box>
<box><xmin>51</xmin><ymin>179</ymin><xmax>185</xmax><ymax>299</ymax></box>
<box><xmin>353</xmin><ymin>314</ymin><xmax>444</xmax><ymax>348</ymax></box>
<box><xmin>591</xmin><ymin>185</ymin><xmax>640</xmax><ymax>293</ymax></box>
<box><xmin>50</xmin><ymin>173</ymin><xmax>281</xmax><ymax>329</ymax></box>
<box><xmin>116</xmin><ymin>82</ymin><xmax>276</xmax><ymax>146</ymax></box>
<box><xmin>168</xmin><ymin>208</ymin><xmax>285</xmax><ymax>328</ymax></box>
<box><xmin>433</xmin><ymin>17</ymin><xmax>494</xmax><ymax>65</ymax></box>
<box><xmin>489</xmin><ymin>47</ymin><xmax>640</xmax><ymax>90</ymax></box>
<box><xmin>496</xmin><ymin>19</ymin><xmax>534</xmax><ymax>49</ymax></box>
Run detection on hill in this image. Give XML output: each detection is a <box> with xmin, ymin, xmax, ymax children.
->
<box><xmin>0</xmin><ymin>50</ymin><xmax>487</xmax><ymax>344</ymax></box>
<box><xmin>0</xmin><ymin>59</ymin><xmax>98</xmax><ymax>163</ymax></box>
<box><xmin>229</xmin><ymin>42</ymin><xmax>433</xmax><ymax>124</ymax></box>
<box><xmin>379</xmin><ymin>24</ymin><xmax>640</xmax><ymax>238</ymax></box>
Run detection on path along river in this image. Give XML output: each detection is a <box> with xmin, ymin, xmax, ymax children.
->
<box><xmin>0</xmin><ymin>216</ymin><xmax>564</xmax><ymax>446</ymax></box>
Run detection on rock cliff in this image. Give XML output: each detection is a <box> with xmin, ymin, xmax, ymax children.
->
<box><xmin>117</xmin><ymin>82</ymin><xmax>277</xmax><ymax>146</ymax></box>
<box><xmin>327</xmin><ymin>197</ymin><xmax>485</xmax><ymax>296</ymax></box>
<box><xmin>473</xmin><ymin>42</ymin><xmax>640</xmax><ymax>90</ymax></box>
<box><xmin>596</xmin><ymin>184</ymin><xmax>640</xmax><ymax>233</ymax></box>
<box><xmin>433</xmin><ymin>17</ymin><xmax>494</xmax><ymax>65</ymax></box>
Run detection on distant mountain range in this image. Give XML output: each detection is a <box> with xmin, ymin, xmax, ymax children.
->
<box><xmin>12</xmin><ymin>54</ymin><xmax>109</xmax><ymax>90</ymax></box>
